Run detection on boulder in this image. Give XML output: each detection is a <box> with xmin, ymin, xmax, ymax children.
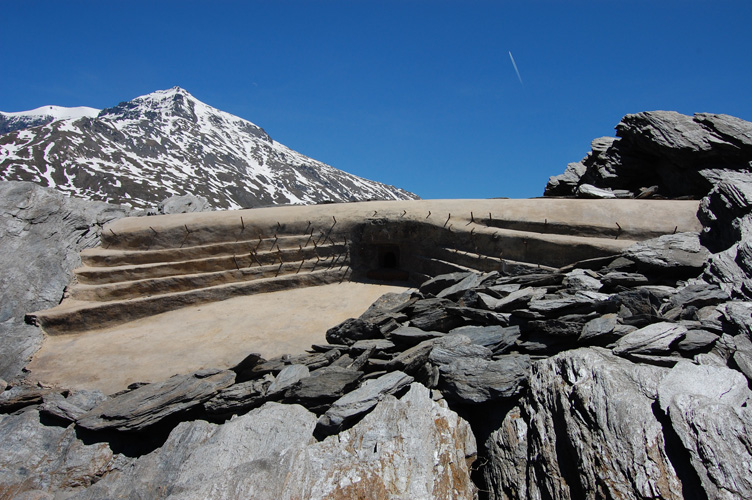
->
<box><xmin>658</xmin><ymin>362</ymin><xmax>752</xmax><ymax>499</ymax></box>
<box><xmin>77</xmin><ymin>384</ymin><xmax>477</xmax><ymax>500</ymax></box>
<box><xmin>77</xmin><ymin>369</ymin><xmax>236</xmax><ymax>432</ymax></box>
<box><xmin>157</xmin><ymin>194</ymin><xmax>212</xmax><ymax>214</ymax></box>
<box><xmin>484</xmin><ymin>347</ymin><xmax>681</xmax><ymax>500</ymax></box>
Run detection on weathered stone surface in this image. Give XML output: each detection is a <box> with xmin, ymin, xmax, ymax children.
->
<box><xmin>0</xmin><ymin>384</ymin><xmax>58</xmax><ymax>413</ymax></box>
<box><xmin>437</xmin><ymin>354</ymin><xmax>530</xmax><ymax>405</ymax></box>
<box><xmin>578</xmin><ymin>313</ymin><xmax>619</xmax><ymax>343</ymax></box>
<box><xmin>562</xmin><ymin>268</ymin><xmax>602</xmax><ymax>291</ymax></box>
<box><xmin>203</xmin><ymin>375</ymin><xmax>273</xmax><ymax>415</ymax></box>
<box><xmin>612</xmin><ymin>322</ymin><xmax>688</xmax><ymax>357</ymax></box>
<box><xmin>325</xmin><ymin>317</ymin><xmax>382</xmax><ymax>346</ymax></box>
<box><xmin>657</xmin><ymin>361</ymin><xmax>750</xmax><ymax>413</ymax></box>
<box><xmin>77</xmin><ymin>368</ymin><xmax>236</xmax><ymax>432</ymax></box>
<box><xmin>419</xmin><ymin>271</ymin><xmax>473</xmax><ymax>296</ymax></box>
<box><xmin>75</xmin><ymin>402</ymin><xmax>318</xmax><ymax>500</ymax></box>
<box><xmin>437</xmin><ymin>271</ymin><xmax>492</xmax><ymax>299</ymax></box>
<box><xmin>409</xmin><ymin>297</ymin><xmax>463</xmax><ymax>332</ymax></box>
<box><xmin>0</xmin><ymin>181</ymin><xmax>132</xmax><ymax>380</ymax></box>
<box><xmin>39</xmin><ymin>389</ymin><xmax>107</xmax><ymax>423</ymax></box>
<box><xmin>388</xmin><ymin>325</ymin><xmax>444</xmax><ymax>345</ymax></box>
<box><xmin>78</xmin><ymin>384</ymin><xmax>477</xmax><ymax>500</ymax></box>
<box><xmin>675</xmin><ymin>329</ymin><xmax>718</xmax><ymax>354</ymax></box>
<box><xmin>485</xmin><ymin>347</ymin><xmax>681</xmax><ymax>500</ymax></box>
<box><xmin>577</xmin><ymin>183</ymin><xmax>617</xmax><ymax>199</ymax></box>
<box><xmin>668</xmin><ymin>283</ymin><xmax>730</xmax><ymax>309</ymax></box>
<box><xmin>623</xmin><ymin>232</ymin><xmax>710</xmax><ymax>274</ymax></box>
<box><xmin>267</xmin><ymin>364</ymin><xmax>309</xmax><ymax>396</ymax></box>
<box><xmin>489</xmin><ymin>287</ymin><xmax>547</xmax><ymax>312</ymax></box>
<box><xmin>284</xmin><ymin>366</ymin><xmax>361</xmax><ymax>408</ymax></box>
<box><xmin>658</xmin><ymin>362</ymin><xmax>752</xmax><ymax>499</ymax></box>
<box><xmin>385</xmin><ymin>338</ymin><xmax>436</xmax><ymax>374</ymax></box>
<box><xmin>448</xmin><ymin>325</ymin><xmax>520</xmax><ymax>354</ymax></box>
<box><xmin>349</xmin><ymin>338</ymin><xmax>396</xmax><ymax>353</ymax></box>
<box><xmin>600</xmin><ymin>271</ymin><xmax>650</xmax><ymax>288</ymax></box>
<box><xmin>0</xmin><ymin>409</ymin><xmax>119</xmax><ymax>498</ymax></box>
<box><xmin>316</xmin><ymin>370</ymin><xmax>414</xmax><ymax>434</ymax></box>
<box><xmin>428</xmin><ymin>334</ymin><xmax>493</xmax><ymax>365</ymax></box>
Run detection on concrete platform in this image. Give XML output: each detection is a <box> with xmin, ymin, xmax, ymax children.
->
<box><xmin>27</xmin><ymin>281</ymin><xmax>410</xmax><ymax>395</ymax></box>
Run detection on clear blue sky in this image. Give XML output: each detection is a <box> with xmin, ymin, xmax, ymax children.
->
<box><xmin>3</xmin><ymin>1</ymin><xmax>751</xmax><ymax>199</ymax></box>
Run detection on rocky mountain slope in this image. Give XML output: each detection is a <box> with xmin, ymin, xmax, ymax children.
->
<box><xmin>2</xmin><ymin>111</ymin><xmax>752</xmax><ymax>498</ymax></box>
<box><xmin>0</xmin><ymin>87</ymin><xmax>417</xmax><ymax>209</ymax></box>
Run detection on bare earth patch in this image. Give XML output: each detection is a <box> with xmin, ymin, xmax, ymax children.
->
<box><xmin>27</xmin><ymin>282</ymin><xmax>410</xmax><ymax>395</ymax></box>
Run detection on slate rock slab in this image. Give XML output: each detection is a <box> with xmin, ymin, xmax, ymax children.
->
<box><xmin>203</xmin><ymin>375</ymin><xmax>273</xmax><ymax>416</ymax></box>
<box><xmin>448</xmin><ymin>325</ymin><xmax>520</xmax><ymax>354</ymax></box>
<box><xmin>77</xmin><ymin>368</ymin><xmax>236</xmax><ymax>432</ymax></box>
<box><xmin>612</xmin><ymin>322</ymin><xmax>688</xmax><ymax>357</ymax></box>
<box><xmin>316</xmin><ymin>370</ymin><xmax>414</xmax><ymax>435</ymax></box>
<box><xmin>623</xmin><ymin>232</ymin><xmax>710</xmax><ymax>274</ymax></box>
<box><xmin>39</xmin><ymin>389</ymin><xmax>108</xmax><ymax>423</ymax></box>
<box><xmin>388</xmin><ymin>325</ymin><xmax>445</xmax><ymax>346</ymax></box>
<box><xmin>284</xmin><ymin>366</ymin><xmax>361</xmax><ymax>408</ymax></box>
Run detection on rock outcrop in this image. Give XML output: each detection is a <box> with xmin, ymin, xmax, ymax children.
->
<box><xmin>0</xmin><ymin>181</ymin><xmax>132</xmax><ymax>381</ymax></box>
<box><xmin>545</xmin><ymin>111</ymin><xmax>752</xmax><ymax>200</ymax></box>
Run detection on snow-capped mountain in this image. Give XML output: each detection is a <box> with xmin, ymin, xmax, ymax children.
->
<box><xmin>0</xmin><ymin>106</ymin><xmax>100</xmax><ymax>135</ymax></box>
<box><xmin>0</xmin><ymin>87</ymin><xmax>417</xmax><ymax>209</ymax></box>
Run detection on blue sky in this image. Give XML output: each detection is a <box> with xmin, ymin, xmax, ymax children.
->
<box><xmin>2</xmin><ymin>1</ymin><xmax>751</xmax><ymax>199</ymax></box>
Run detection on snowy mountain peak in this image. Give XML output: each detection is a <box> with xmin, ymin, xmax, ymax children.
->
<box><xmin>0</xmin><ymin>105</ymin><xmax>100</xmax><ymax>135</ymax></box>
<box><xmin>0</xmin><ymin>88</ymin><xmax>418</xmax><ymax>209</ymax></box>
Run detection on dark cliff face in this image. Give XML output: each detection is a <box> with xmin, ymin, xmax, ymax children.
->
<box><xmin>0</xmin><ymin>87</ymin><xmax>418</xmax><ymax>209</ymax></box>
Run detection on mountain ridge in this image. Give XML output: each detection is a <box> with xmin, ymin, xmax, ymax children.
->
<box><xmin>0</xmin><ymin>87</ymin><xmax>417</xmax><ymax>209</ymax></box>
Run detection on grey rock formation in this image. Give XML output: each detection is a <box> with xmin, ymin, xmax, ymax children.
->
<box><xmin>77</xmin><ymin>369</ymin><xmax>235</xmax><ymax>432</ymax></box>
<box><xmin>485</xmin><ymin>348</ymin><xmax>681</xmax><ymax>500</ymax></box>
<box><xmin>76</xmin><ymin>384</ymin><xmax>477</xmax><ymax>500</ymax></box>
<box><xmin>658</xmin><ymin>362</ymin><xmax>752</xmax><ymax>499</ymax></box>
<box><xmin>544</xmin><ymin>111</ymin><xmax>752</xmax><ymax>200</ymax></box>
<box><xmin>0</xmin><ymin>181</ymin><xmax>131</xmax><ymax>380</ymax></box>
<box><xmin>0</xmin><ymin>409</ymin><xmax>120</xmax><ymax>498</ymax></box>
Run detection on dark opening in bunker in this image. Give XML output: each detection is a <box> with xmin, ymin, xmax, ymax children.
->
<box><xmin>367</xmin><ymin>244</ymin><xmax>409</xmax><ymax>281</ymax></box>
<box><xmin>380</xmin><ymin>247</ymin><xmax>399</xmax><ymax>268</ymax></box>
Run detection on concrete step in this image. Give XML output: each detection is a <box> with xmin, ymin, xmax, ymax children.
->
<box><xmin>75</xmin><ymin>243</ymin><xmax>346</xmax><ymax>285</ymax></box>
<box><xmin>81</xmin><ymin>232</ymin><xmax>342</xmax><ymax>267</ymax></box>
<box><xmin>28</xmin><ymin>267</ymin><xmax>352</xmax><ymax>335</ymax></box>
<box><xmin>69</xmin><ymin>253</ymin><xmax>351</xmax><ymax>302</ymax></box>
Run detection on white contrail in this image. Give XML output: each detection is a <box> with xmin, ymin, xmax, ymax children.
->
<box><xmin>509</xmin><ymin>51</ymin><xmax>523</xmax><ymax>85</ymax></box>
